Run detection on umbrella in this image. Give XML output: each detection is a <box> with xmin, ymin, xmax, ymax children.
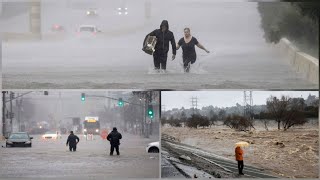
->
<box><xmin>235</xmin><ymin>141</ymin><xmax>250</xmax><ymax>147</ymax></box>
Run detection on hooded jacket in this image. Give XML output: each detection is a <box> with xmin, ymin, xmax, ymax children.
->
<box><xmin>235</xmin><ymin>146</ymin><xmax>244</xmax><ymax>161</ymax></box>
<box><xmin>66</xmin><ymin>134</ymin><xmax>79</xmax><ymax>146</ymax></box>
<box><xmin>143</xmin><ymin>20</ymin><xmax>176</xmax><ymax>56</ymax></box>
<box><xmin>107</xmin><ymin>129</ymin><xmax>122</xmax><ymax>145</ymax></box>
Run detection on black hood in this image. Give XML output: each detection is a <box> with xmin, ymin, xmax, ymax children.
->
<box><xmin>160</xmin><ymin>20</ymin><xmax>169</xmax><ymax>30</ymax></box>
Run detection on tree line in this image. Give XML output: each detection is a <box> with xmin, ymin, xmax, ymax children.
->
<box><xmin>162</xmin><ymin>95</ymin><xmax>318</xmax><ymax>131</ymax></box>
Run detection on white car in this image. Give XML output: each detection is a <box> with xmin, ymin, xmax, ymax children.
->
<box><xmin>117</xmin><ymin>7</ymin><xmax>128</xmax><ymax>15</ymax></box>
<box><xmin>76</xmin><ymin>25</ymin><xmax>101</xmax><ymax>37</ymax></box>
<box><xmin>42</xmin><ymin>131</ymin><xmax>62</xmax><ymax>140</ymax></box>
<box><xmin>146</xmin><ymin>141</ymin><xmax>159</xmax><ymax>153</ymax></box>
<box><xmin>86</xmin><ymin>9</ymin><xmax>98</xmax><ymax>16</ymax></box>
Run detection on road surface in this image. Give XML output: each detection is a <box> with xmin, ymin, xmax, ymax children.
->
<box><xmin>2</xmin><ymin>1</ymin><xmax>318</xmax><ymax>89</ymax></box>
<box><xmin>0</xmin><ymin>134</ymin><xmax>159</xmax><ymax>179</ymax></box>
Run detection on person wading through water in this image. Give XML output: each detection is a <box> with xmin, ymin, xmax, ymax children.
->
<box><xmin>176</xmin><ymin>28</ymin><xmax>210</xmax><ymax>72</ymax></box>
<box><xmin>143</xmin><ymin>20</ymin><xmax>176</xmax><ymax>72</ymax></box>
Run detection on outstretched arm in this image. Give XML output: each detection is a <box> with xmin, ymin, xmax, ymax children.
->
<box><xmin>196</xmin><ymin>43</ymin><xmax>210</xmax><ymax>53</ymax></box>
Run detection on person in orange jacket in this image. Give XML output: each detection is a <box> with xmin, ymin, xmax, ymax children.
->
<box><xmin>235</xmin><ymin>146</ymin><xmax>244</xmax><ymax>175</ymax></box>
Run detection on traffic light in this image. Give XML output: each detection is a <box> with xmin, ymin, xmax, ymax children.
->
<box><xmin>81</xmin><ymin>93</ymin><xmax>85</xmax><ymax>101</ymax></box>
<box><xmin>118</xmin><ymin>98</ymin><xmax>124</xmax><ymax>107</ymax></box>
<box><xmin>147</xmin><ymin>105</ymin><xmax>154</xmax><ymax>119</ymax></box>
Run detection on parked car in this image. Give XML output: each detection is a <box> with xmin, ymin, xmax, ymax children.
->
<box><xmin>146</xmin><ymin>141</ymin><xmax>159</xmax><ymax>153</ymax></box>
<box><xmin>6</xmin><ymin>132</ymin><xmax>33</xmax><ymax>147</ymax></box>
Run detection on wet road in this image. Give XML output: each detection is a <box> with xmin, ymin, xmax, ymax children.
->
<box><xmin>0</xmin><ymin>134</ymin><xmax>159</xmax><ymax>179</ymax></box>
<box><xmin>2</xmin><ymin>1</ymin><xmax>318</xmax><ymax>89</ymax></box>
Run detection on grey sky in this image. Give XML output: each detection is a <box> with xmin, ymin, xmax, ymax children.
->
<box><xmin>161</xmin><ymin>91</ymin><xmax>319</xmax><ymax>110</ymax></box>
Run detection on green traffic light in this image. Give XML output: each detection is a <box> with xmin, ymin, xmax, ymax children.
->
<box><xmin>118</xmin><ymin>98</ymin><xmax>124</xmax><ymax>107</ymax></box>
<box><xmin>81</xmin><ymin>93</ymin><xmax>85</xmax><ymax>101</ymax></box>
<box><xmin>148</xmin><ymin>111</ymin><xmax>152</xmax><ymax>115</ymax></box>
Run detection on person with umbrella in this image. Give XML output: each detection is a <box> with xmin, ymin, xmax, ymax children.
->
<box><xmin>235</xmin><ymin>141</ymin><xmax>248</xmax><ymax>175</ymax></box>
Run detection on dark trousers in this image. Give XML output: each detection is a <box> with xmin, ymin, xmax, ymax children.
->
<box><xmin>153</xmin><ymin>54</ymin><xmax>168</xmax><ymax>70</ymax></box>
<box><xmin>183</xmin><ymin>57</ymin><xmax>196</xmax><ymax>72</ymax></box>
<box><xmin>110</xmin><ymin>144</ymin><xmax>120</xmax><ymax>155</ymax></box>
<box><xmin>237</xmin><ymin>160</ymin><xmax>244</xmax><ymax>174</ymax></box>
<box><xmin>69</xmin><ymin>145</ymin><xmax>77</xmax><ymax>152</ymax></box>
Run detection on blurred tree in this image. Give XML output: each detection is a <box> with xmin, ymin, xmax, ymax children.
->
<box><xmin>257</xmin><ymin>2</ymin><xmax>319</xmax><ymax>57</ymax></box>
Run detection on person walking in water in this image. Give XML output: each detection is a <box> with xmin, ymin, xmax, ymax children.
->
<box><xmin>107</xmin><ymin>127</ymin><xmax>122</xmax><ymax>156</ymax></box>
<box><xmin>66</xmin><ymin>131</ymin><xmax>80</xmax><ymax>152</ymax></box>
<box><xmin>176</xmin><ymin>28</ymin><xmax>210</xmax><ymax>72</ymax></box>
<box><xmin>143</xmin><ymin>20</ymin><xmax>176</xmax><ymax>72</ymax></box>
<box><xmin>235</xmin><ymin>145</ymin><xmax>244</xmax><ymax>175</ymax></box>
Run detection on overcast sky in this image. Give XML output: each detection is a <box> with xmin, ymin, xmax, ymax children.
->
<box><xmin>161</xmin><ymin>91</ymin><xmax>319</xmax><ymax>110</ymax></box>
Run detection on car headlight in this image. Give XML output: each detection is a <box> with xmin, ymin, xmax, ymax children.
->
<box><xmin>7</xmin><ymin>141</ymin><xmax>13</xmax><ymax>144</ymax></box>
<box><xmin>87</xmin><ymin>11</ymin><xmax>90</xmax><ymax>15</ymax></box>
<box><xmin>95</xmin><ymin>129</ymin><xmax>99</xmax><ymax>132</ymax></box>
<box><xmin>25</xmin><ymin>141</ymin><xmax>31</xmax><ymax>144</ymax></box>
<box><xmin>84</xmin><ymin>129</ymin><xmax>87</xmax><ymax>132</ymax></box>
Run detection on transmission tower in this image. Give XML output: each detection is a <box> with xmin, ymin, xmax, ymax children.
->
<box><xmin>243</xmin><ymin>91</ymin><xmax>253</xmax><ymax>119</ymax></box>
<box><xmin>191</xmin><ymin>97</ymin><xmax>198</xmax><ymax>115</ymax></box>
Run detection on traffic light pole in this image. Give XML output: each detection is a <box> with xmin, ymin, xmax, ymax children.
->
<box><xmin>4</xmin><ymin>91</ymin><xmax>33</xmax><ymax>103</ymax></box>
<box><xmin>10</xmin><ymin>92</ymin><xmax>13</xmax><ymax>133</ymax></box>
<box><xmin>2</xmin><ymin>92</ymin><xmax>6</xmax><ymax>138</ymax></box>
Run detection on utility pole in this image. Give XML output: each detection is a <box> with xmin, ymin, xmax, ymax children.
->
<box><xmin>10</xmin><ymin>92</ymin><xmax>13</xmax><ymax>133</ymax></box>
<box><xmin>2</xmin><ymin>91</ymin><xmax>6</xmax><ymax>137</ymax></box>
<box><xmin>16</xmin><ymin>93</ymin><xmax>23</xmax><ymax>131</ymax></box>
<box><xmin>144</xmin><ymin>94</ymin><xmax>149</xmax><ymax>138</ymax></box>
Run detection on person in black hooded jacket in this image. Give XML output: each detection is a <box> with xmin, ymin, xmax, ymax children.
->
<box><xmin>66</xmin><ymin>131</ymin><xmax>80</xmax><ymax>152</ymax></box>
<box><xmin>143</xmin><ymin>20</ymin><xmax>176</xmax><ymax>71</ymax></box>
<box><xmin>107</xmin><ymin>127</ymin><xmax>122</xmax><ymax>155</ymax></box>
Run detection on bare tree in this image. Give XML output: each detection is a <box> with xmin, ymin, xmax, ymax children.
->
<box><xmin>224</xmin><ymin>114</ymin><xmax>254</xmax><ymax>131</ymax></box>
<box><xmin>282</xmin><ymin>98</ymin><xmax>307</xmax><ymax>130</ymax></box>
<box><xmin>180</xmin><ymin>111</ymin><xmax>187</xmax><ymax>122</ymax></box>
<box><xmin>267</xmin><ymin>96</ymin><xmax>307</xmax><ymax>130</ymax></box>
<box><xmin>208</xmin><ymin>109</ymin><xmax>218</xmax><ymax>126</ymax></box>
<box><xmin>218</xmin><ymin>109</ymin><xmax>226</xmax><ymax>121</ymax></box>
<box><xmin>266</xmin><ymin>96</ymin><xmax>290</xmax><ymax>130</ymax></box>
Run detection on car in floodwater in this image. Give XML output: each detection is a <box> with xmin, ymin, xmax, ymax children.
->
<box><xmin>117</xmin><ymin>7</ymin><xmax>128</xmax><ymax>15</ymax></box>
<box><xmin>42</xmin><ymin>131</ymin><xmax>62</xmax><ymax>140</ymax></box>
<box><xmin>5</xmin><ymin>132</ymin><xmax>33</xmax><ymax>147</ymax></box>
<box><xmin>86</xmin><ymin>9</ymin><xmax>98</xmax><ymax>17</ymax></box>
<box><xmin>146</xmin><ymin>141</ymin><xmax>159</xmax><ymax>153</ymax></box>
<box><xmin>76</xmin><ymin>25</ymin><xmax>101</xmax><ymax>38</ymax></box>
<box><xmin>51</xmin><ymin>24</ymin><xmax>65</xmax><ymax>32</ymax></box>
